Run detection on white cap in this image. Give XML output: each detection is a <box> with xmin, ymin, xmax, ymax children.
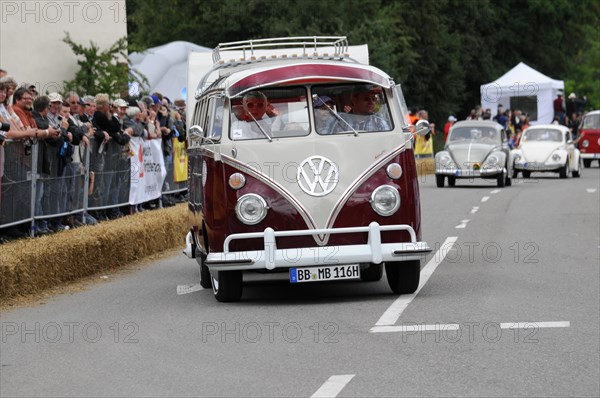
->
<box><xmin>48</xmin><ymin>92</ymin><xmax>63</xmax><ymax>103</ymax></box>
<box><xmin>448</xmin><ymin>115</ymin><xmax>457</xmax><ymax>122</ymax></box>
<box><xmin>113</xmin><ymin>98</ymin><xmax>128</xmax><ymax>107</ymax></box>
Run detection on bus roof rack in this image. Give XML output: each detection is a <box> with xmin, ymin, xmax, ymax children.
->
<box><xmin>212</xmin><ymin>36</ymin><xmax>349</xmax><ymax>64</ymax></box>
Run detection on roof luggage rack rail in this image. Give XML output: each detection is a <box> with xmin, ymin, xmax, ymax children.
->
<box><xmin>212</xmin><ymin>36</ymin><xmax>349</xmax><ymax>64</ymax></box>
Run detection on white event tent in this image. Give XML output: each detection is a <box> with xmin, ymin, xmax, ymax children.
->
<box><xmin>480</xmin><ymin>62</ymin><xmax>564</xmax><ymax>124</ymax></box>
<box><xmin>129</xmin><ymin>41</ymin><xmax>211</xmax><ymax>101</ymax></box>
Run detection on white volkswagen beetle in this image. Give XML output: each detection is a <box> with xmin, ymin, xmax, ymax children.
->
<box><xmin>512</xmin><ymin>124</ymin><xmax>582</xmax><ymax>178</ymax></box>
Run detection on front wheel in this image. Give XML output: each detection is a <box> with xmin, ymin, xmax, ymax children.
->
<box><xmin>360</xmin><ymin>263</ymin><xmax>383</xmax><ymax>282</ymax></box>
<box><xmin>448</xmin><ymin>176</ymin><xmax>456</xmax><ymax>187</ymax></box>
<box><xmin>522</xmin><ymin>170</ymin><xmax>531</xmax><ymax>178</ymax></box>
<box><xmin>559</xmin><ymin>161</ymin><xmax>570</xmax><ymax>178</ymax></box>
<box><xmin>512</xmin><ymin>169</ymin><xmax>519</xmax><ymax>178</ymax></box>
<box><xmin>497</xmin><ymin>173</ymin><xmax>506</xmax><ymax>187</ymax></box>
<box><xmin>211</xmin><ymin>270</ymin><xmax>243</xmax><ymax>302</ymax></box>
<box><xmin>572</xmin><ymin>158</ymin><xmax>582</xmax><ymax>178</ymax></box>
<box><xmin>436</xmin><ymin>174</ymin><xmax>445</xmax><ymax>188</ymax></box>
<box><xmin>385</xmin><ymin>260</ymin><xmax>420</xmax><ymax>294</ymax></box>
<box><xmin>583</xmin><ymin>159</ymin><xmax>592</xmax><ymax>168</ymax></box>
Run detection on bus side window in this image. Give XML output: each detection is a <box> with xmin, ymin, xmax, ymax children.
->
<box><xmin>207</xmin><ymin>96</ymin><xmax>225</xmax><ymax>140</ymax></box>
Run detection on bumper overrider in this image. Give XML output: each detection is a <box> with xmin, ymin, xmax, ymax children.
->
<box><xmin>186</xmin><ymin>222</ymin><xmax>431</xmax><ymax>271</ymax></box>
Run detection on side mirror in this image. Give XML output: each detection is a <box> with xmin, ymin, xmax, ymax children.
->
<box><xmin>415</xmin><ymin>119</ymin><xmax>430</xmax><ymax>136</ymax></box>
<box><xmin>189</xmin><ymin>125</ymin><xmax>204</xmax><ymax>139</ymax></box>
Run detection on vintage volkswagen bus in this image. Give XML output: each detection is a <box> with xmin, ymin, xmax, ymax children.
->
<box><xmin>184</xmin><ymin>37</ymin><xmax>431</xmax><ymax>301</ymax></box>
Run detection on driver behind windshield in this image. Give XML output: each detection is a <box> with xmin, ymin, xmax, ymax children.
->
<box><xmin>330</xmin><ymin>84</ymin><xmax>392</xmax><ymax>133</ymax></box>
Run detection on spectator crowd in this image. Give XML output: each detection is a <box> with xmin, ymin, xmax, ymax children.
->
<box><xmin>0</xmin><ymin>72</ymin><xmax>188</xmax><ymax>242</ymax></box>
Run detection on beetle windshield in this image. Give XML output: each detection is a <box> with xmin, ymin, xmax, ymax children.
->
<box><xmin>522</xmin><ymin>129</ymin><xmax>563</xmax><ymax>142</ymax></box>
<box><xmin>448</xmin><ymin>127</ymin><xmax>501</xmax><ymax>144</ymax></box>
<box><xmin>230</xmin><ymin>87</ymin><xmax>309</xmax><ymax>141</ymax></box>
<box><xmin>311</xmin><ymin>83</ymin><xmax>393</xmax><ymax>135</ymax></box>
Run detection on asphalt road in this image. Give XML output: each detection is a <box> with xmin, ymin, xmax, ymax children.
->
<box><xmin>1</xmin><ymin>168</ymin><xmax>599</xmax><ymax>397</ymax></box>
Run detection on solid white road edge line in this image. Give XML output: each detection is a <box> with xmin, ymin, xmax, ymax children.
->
<box><xmin>370</xmin><ymin>321</ymin><xmax>570</xmax><ymax>334</ymax></box>
<box><xmin>373</xmin><ymin>237</ymin><xmax>459</xmax><ymax>327</ymax></box>
<box><xmin>311</xmin><ymin>375</ymin><xmax>355</xmax><ymax>398</ymax></box>
<box><xmin>481</xmin><ymin>196</ymin><xmax>490</xmax><ymax>202</ymax></box>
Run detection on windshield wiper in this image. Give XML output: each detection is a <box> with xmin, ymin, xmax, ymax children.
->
<box><xmin>247</xmin><ymin>113</ymin><xmax>272</xmax><ymax>142</ymax></box>
<box><xmin>313</xmin><ymin>94</ymin><xmax>359</xmax><ymax>136</ymax></box>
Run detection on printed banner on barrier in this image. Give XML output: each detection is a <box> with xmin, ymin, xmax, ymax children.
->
<box><xmin>173</xmin><ymin>139</ymin><xmax>188</xmax><ymax>182</ymax></box>
<box><xmin>129</xmin><ymin>137</ymin><xmax>167</xmax><ymax>205</ymax></box>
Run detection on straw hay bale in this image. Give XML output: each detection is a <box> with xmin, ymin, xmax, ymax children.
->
<box><xmin>0</xmin><ymin>204</ymin><xmax>188</xmax><ymax>300</ymax></box>
<box><xmin>416</xmin><ymin>157</ymin><xmax>435</xmax><ymax>175</ymax></box>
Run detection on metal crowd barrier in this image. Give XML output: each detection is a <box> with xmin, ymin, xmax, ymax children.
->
<box><xmin>0</xmin><ymin>137</ymin><xmax>187</xmax><ymax>236</ymax></box>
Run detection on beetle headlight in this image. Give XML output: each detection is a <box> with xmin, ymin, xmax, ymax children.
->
<box><xmin>235</xmin><ymin>194</ymin><xmax>268</xmax><ymax>225</ymax></box>
<box><xmin>551</xmin><ymin>153</ymin><xmax>561</xmax><ymax>161</ymax></box>
<box><xmin>370</xmin><ymin>185</ymin><xmax>400</xmax><ymax>216</ymax></box>
<box><xmin>514</xmin><ymin>154</ymin><xmax>522</xmax><ymax>162</ymax></box>
<box><xmin>582</xmin><ymin>139</ymin><xmax>589</xmax><ymax>148</ymax></box>
<box><xmin>439</xmin><ymin>154</ymin><xmax>451</xmax><ymax>166</ymax></box>
<box><xmin>486</xmin><ymin>155</ymin><xmax>499</xmax><ymax>165</ymax></box>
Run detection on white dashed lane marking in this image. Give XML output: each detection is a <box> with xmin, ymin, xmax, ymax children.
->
<box><xmin>490</xmin><ymin>189</ymin><xmax>501</xmax><ymax>194</ymax></box>
<box><xmin>455</xmin><ymin>220</ymin><xmax>470</xmax><ymax>229</ymax></box>
<box><xmin>176</xmin><ymin>283</ymin><xmax>204</xmax><ymax>295</ymax></box>
<box><xmin>481</xmin><ymin>196</ymin><xmax>490</xmax><ymax>202</ymax></box>
<box><xmin>470</xmin><ymin>207</ymin><xmax>479</xmax><ymax>214</ymax></box>
<box><xmin>372</xmin><ymin>237</ymin><xmax>458</xmax><ymax>328</ymax></box>
<box><xmin>311</xmin><ymin>375</ymin><xmax>355</xmax><ymax>398</ymax></box>
<box><xmin>587</xmin><ymin>188</ymin><xmax>597</xmax><ymax>193</ymax></box>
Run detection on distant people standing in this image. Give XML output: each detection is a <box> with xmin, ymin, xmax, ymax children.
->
<box><xmin>444</xmin><ymin>115</ymin><xmax>457</xmax><ymax>142</ymax></box>
<box><xmin>553</xmin><ymin>93</ymin><xmax>565</xmax><ymax>124</ymax></box>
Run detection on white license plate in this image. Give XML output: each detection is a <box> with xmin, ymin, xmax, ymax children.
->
<box><xmin>290</xmin><ymin>264</ymin><xmax>360</xmax><ymax>283</ymax></box>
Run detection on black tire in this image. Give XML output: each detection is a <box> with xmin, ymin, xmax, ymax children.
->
<box><xmin>559</xmin><ymin>161</ymin><xmax>569</xmax><ymax>178</ymax></box>
<box><xmin>583</xmin><ymin>159</ymin><xmax>592</xmax><ymax>168</ymax></box>
<box><xmin>360</xmin><ymin>263</ymin><xmax>383</xmax><ymax>282</ymax></box>
<box><xmin>512</xmin><ymin>169</ymin><xmax>519</xmax><ymax>178</ymax></box>
<box><xmin>572</xmin><ymin>158</ymin><xmax>582</xmax><ymax>178</ymax></box>
<box><xmin>497</xmin><ymin>173</ymin><xmax>506</xmax><ymax>187</ymax></box>
<box><xmin>199</xmin><ymin>261</ymin><xmax>212</xmax><ymax>288</ymax></box>
<box><xmin>448</xmin><ymin>176</ymin><xmax>456</xmax><ymax>187</ymax></box>
<box><xmin>436</xmin><ymin>174</ymin><xmax>445</xmax><ymax>188</ymax></box>
<box><xmin>385</xmin><ymin>260</ymin><xmax>420</xmax><ymax>294</ymax></box>
<box><xmin>211</xmin><ymin>270</ymin><xmax>243</xmax><ymax>302</ymax></box>
<box><xmin>505</xmin><ymin>174</ymin><xmax>512</xmax><ymax>186</ymax></box>
<box><xmin>522</xmin><ymin>170</ymin><xmax>531</xmax><ymax>178</ymax></box>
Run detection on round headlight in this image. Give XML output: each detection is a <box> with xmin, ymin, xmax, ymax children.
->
<box><xmin>582</xmin><ymin>140</ymin><xmax>589</xmax><ymax>148</ymax></box>
<box><xmin>597</xmin><ymin>138</ymin><xmax>600</xmax><ymax>146</ymax></box>
<box><xmin>439</xmin><ymin>155</ymin><xmax>451</xmax><ymax>165</ymax></box>
<box><xmin>514</xmin><ymin>154</ymin><xmax>522</xmax><ymax>162</ymax></box>
<box><xmin>552</xmin><ymin>153</ymin><xmax>561</xmax><ymax>161</ymax></box>
<box><xmin>235</xmin><ymin>194</ymin><xmax>268</xmax><ymax>225</ymax></box>
<box><xmin>386</xmin><ymin>163</ymin><xmax>402</xmax><ymax>179</ymax></box>
<box><xmin>370</xmin><ymin>185</ymin><xmax>400</xmax><ymax>216</ymax></box>
<box><xmin>486</xmin><ymin>155</ymin><xmax>499</xmax><ymax>165</ymax></box>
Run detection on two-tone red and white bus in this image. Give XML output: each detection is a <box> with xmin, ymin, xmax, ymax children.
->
<box><xmin>183</xmin><ymin>37</ymin><xmax>431</xmax><ymax>301</ymax></box>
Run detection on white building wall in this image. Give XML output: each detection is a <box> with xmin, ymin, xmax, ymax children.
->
<box><xmin>0</xmin><ymin>0</ymin><xmax>127</xmax><ymax>94</ymax></box>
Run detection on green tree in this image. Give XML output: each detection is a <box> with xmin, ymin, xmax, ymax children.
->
<box><xmin>62</xmin><ymin>33</ymin><xmax>148</xmax><ymax>96</ymax></box>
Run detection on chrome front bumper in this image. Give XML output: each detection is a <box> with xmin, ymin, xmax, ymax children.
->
<box><xmin>186</xmin><ymin>222</ymin><xmax>431</xmax><ymax>271</ymax></box>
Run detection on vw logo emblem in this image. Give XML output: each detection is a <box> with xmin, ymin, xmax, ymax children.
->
<box><xmin>297</xmin><ymin>156</ymin><xmax>339</xmax><ymax>196</ymax></box>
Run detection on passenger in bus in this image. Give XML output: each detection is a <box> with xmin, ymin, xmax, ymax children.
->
<box><xmin>313</xmin><ymin>95</ymin><xmax>338</xmax><ymax>134</ymax></box>
<box><xmin>332</xmin><ymin>85</ymin><xmax>392</xmax><ymax>133</ymax></box>
<box><xmin>231</xmin><ymin>91</ymin><xmax>279</xmax><ymax>140</ymax></box>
